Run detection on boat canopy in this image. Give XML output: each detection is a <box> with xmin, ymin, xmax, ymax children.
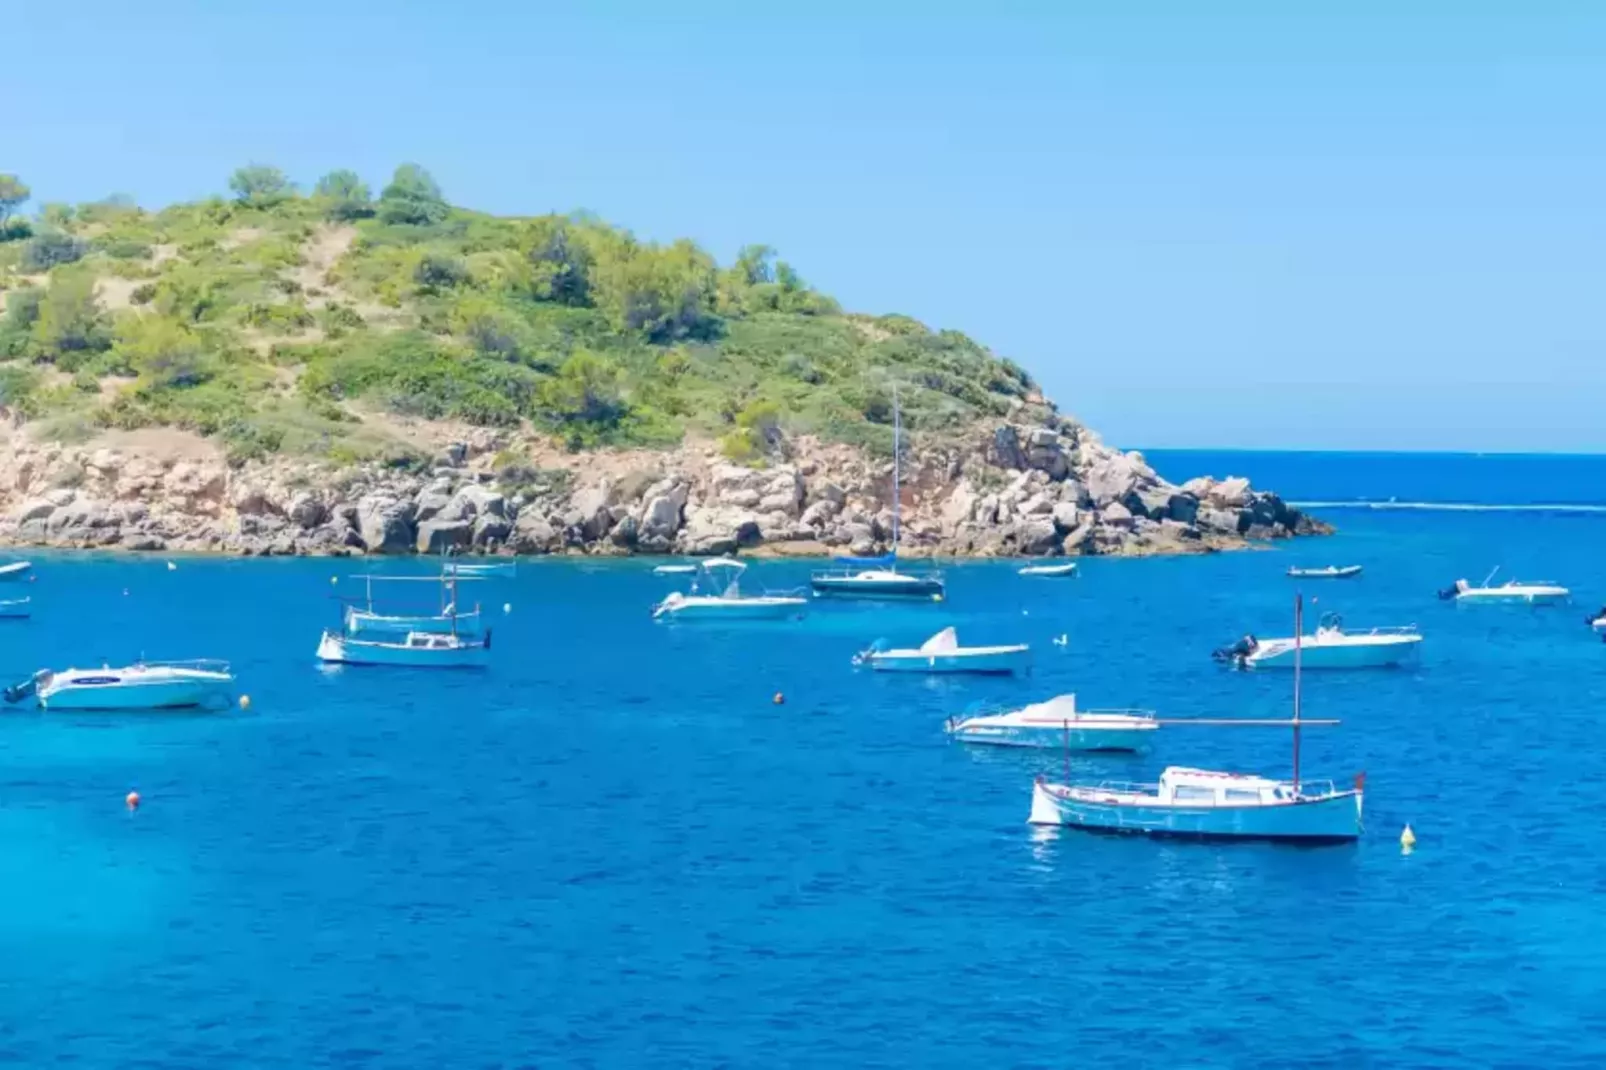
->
<box><xmin>1019</xmin><ymin>694</ymin><xmax>1079</xmax><ymax>718</ymax></box>
<box><xmin>833</xmin><ymin>553</ymin><xmax>896</xmax><ymax>567</ymax></box>
<box><xmin>918</xmin><ymin>627</ymin><xmax>960</xmax><ymax>654</ymax></box>
<box><xmin>701</xmin><ymin>557</ymin><xmax>747</xmax><ymax>572</ymax></box>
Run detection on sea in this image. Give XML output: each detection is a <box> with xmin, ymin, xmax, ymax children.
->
<box><xmin>2</xmin><ymin>450</ymin><xmax>1605</xmax><ymax>1068</ymax></box>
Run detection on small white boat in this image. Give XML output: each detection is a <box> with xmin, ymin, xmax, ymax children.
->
<box><xmin>1018</xmin><ymin>562</ymin><xmax>1079</xmax><ymax>578</ymax></box>
<box><xmin>1588</xmin><ymin>607</ymin><xmax>1606</xmax><ymax>632</ymax></box>
<box><xmin>1287</xmin><ymin>565</ymin><xmax>1362</xmax><ymax>579</ymax></box>
<box><xmin>652</xmin><ymin>558</ymin><xmax>807</xmax><ymax>621</ymax></box>
<box><xmin>0</xmin><ymin>560</ymin><xmax>32</xmax><ymax>582</ymax></box>
<box><xmin>1214</xmin><ymin>613</ymin><xmax>1421</xmax><ymax>670</ymax></box>
<box><xmin>1441</xmin><ymin>576</ymin><xmax>1570</xmax><ymax>605</ymax></box>
<box><xmin>1031</xmin><ymin>594</ymin><xmax>1363</xmax><ymax>844</ymax></box>
<box><xmin>317</xmin><ymin>629</ymin><xmax>490</xmax><ymax>668</ymax></box>
<box><xmin>0</xmin><ymin>596</ymin><xmax>30</xmax><ymax>619</ymax></box>
<box><xmin>947</xmin><ymin>694</ymin><xmax>1155</xmax><ymax>751</ymax></box>
<box><xmin>447</xmin><ymin>561</ymin><xmax>515</xmax><ymax>578</ymax></box>
<box><xmin>5</xmin><ymin>660</ymin><xmax>235</xmax><ymax>711</ymax></box>
<box><xmin>856</xmin><ymin>627</ymin><xmax>1029</xmax><ymax>674</ymax></box>
<box><xmin>1030</xmin><ymin>767</ymin><xmax>1364</xmax><ymax>842</ymax></box>
<box><xmin>653</xmin><ymin>564</ymin><xmax>699</xmax><ymax>576</ymax></box>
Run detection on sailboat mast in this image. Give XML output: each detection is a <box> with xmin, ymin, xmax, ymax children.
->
<box><xmin>1292</xmin><ymin>593</ymin><xmax>1303</xmax><ymax>790</ymax></box>
<box><xmin>891</xmin><ymin>385</ymin><xmax>901</xmax><ymax>553</ymax></box>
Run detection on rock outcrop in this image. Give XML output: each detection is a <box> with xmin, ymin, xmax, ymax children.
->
<box><xmin>0</xmin><ymin>415</ymin><xmax>1327</xmax><ymax>559</ymax></box>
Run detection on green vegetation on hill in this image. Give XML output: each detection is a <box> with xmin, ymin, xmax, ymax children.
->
<box><xmin>0</xmin><ymin>165</ymin><xmax>1038</xmax><ymax>463</ymax></box>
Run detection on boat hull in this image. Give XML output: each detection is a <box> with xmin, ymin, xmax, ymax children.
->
<box><xmin>0</xmin><ymin>597</ymin><xmax>30</xmax><ymax>619</ymax></box>
<box><xmin>1246</xmin><ymin>637</ymin><xmax>1421</xmax><ymax>669</ymax></box>
<box><xmin>1018</xmin><ymin>563</ymin><xmax>1078</xmax><ymax>578</ymax></box>
<box><xmin>1287</xmin><ymin>567</ymin><xmax>1361</xmax><ymax>579</ymax></box>
<box><xmin>949</xmin><ymin>720</ymin><xmax>1153</xmax><ymax>751</ymax></box>
<box><xmin>1030</xmin><ymin>781</ymin><xmax>1361</xmax><ymax>842</ymax></box>
<box><xmin>317</xmin><ymin>632</ymin><xmax>489</xmax><ymax>668</ymax></box>
<box><xmin>0</xmin><ymin>561</ymin><xmax>31</xmax><ymax>582</ymax></box>
<box><xmin>811</xmin><ymin>574</ymin><xmax>944</xmax><ymax>599</ymax></box>
<box><xmin>1456</xmin><ymin>590</ymin><xmax>1569</xmax><ymax>605</ymax></box>
<box><xmin>869</xmin><ymin>647</ymin><xmax>1029</xmax><ymax>675</ymax></box>
<box><xmin>40</xmin><ymin>675</ymin><xmax>233</xmax><ymax>711</ymax></box>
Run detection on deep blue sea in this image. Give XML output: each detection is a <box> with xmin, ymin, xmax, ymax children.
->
<box><xmin>4</xmin><ymin>451</ymin><xmax>1606</xmax><ymax>1068</ymax></box>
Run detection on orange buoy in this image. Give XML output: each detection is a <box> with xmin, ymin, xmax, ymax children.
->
<box><xmin>125</xmin><ymin>791</ymin><xmax>141</xmax><ymax>811</ymax></box>
<box><xmin>773</xmin><ymin>692</ymin><xmax>785</xmax><ymax>705</ymax></box>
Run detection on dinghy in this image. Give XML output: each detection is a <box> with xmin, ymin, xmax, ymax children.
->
<box><xmin>1032</xmin><ymin>595</ymin><xmax>1363</xmax><ymax>843</ymax></box>
<box><xmin>447</xmin><ymin>561</ymin><xmax>515</xmax><ymax>578</ymax></box>
<box><xmin>947</xmin><ymin>695</ymin><xmax>1155</xmax><ymax>751</ymax></box>
<box><xmin>0</xmin><ymin>597</ymin><xmax>30</xmax><ymax>619</ymax></box>
<box><xmin>5</xmin><ymin>660</ymin><xmax>235</xmax><ymax>711</ymax></box>
<box><xmin>0</xmin><ymin>560</ymin><xmax>31</xmax><ymax>582</ymax></box>
<box><xmin>856</xmin><ymin>627</ymin><xmax>1029</xmax><ymax>674</ymax></box>
<box><xmin>1287</xmin><ymin>565</ymin><xmax>1362</xmax><ymax>579</ymax></box>
<box><xmin>317</xmin><ymin>629</ymin><xmax>490</xmax><ymax>668</ymax></box>
<box><xmin>1213</xmin><ymin>613</ymin><xmax>1421</xmax><ymax>670</ymax></box>
<box><xmin>1439</xmin><ymin>568</ymin><xmax>1569</xmax><ymax>605</ymax></box>
<box><xmin>652</xmin><ymin>558</ymin><xmax>807</xmax><ymax>621</ymax></box>
<box><xmin>652</xmin><ymin>564</ymin><xmax>699</xmax><ymax>576</ymax></box>
<box><xmin>1018</xmin><ymin>562</ymin><xmax>1079</xmax><ymax>578</ymax></box>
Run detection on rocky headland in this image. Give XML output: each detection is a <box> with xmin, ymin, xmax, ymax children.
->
<box><xmin>0</xmin><ymin>413</ymin><xmax>1326</xmax><ymax>559</ymax></box>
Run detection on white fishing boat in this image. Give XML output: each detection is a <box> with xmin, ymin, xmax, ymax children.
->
<box><xmin>0</xmin><ymin>560</ymin><xmax>32</xmax><ymax>582</ymax></box>
<box><xmin>947</xmin><ymin>694</ymin><xmax>1155</xmax><ymax>751</ymax></box>
<box><xmin>1031</xmin><ymin>594</ymin><xmax>1363</xmax><ymax>843</ymax></box>
<box><xmin>1214</xmin><ymin>613</ymin><xmax>1421</xmax><ymax>670</ymax></box>
<box><xmin>0</xmin><ymin>596</ymin><xmax>30</xmax><ymax>619</ymax></box>
<box><xmin>652</xmin><ymin>558</ymin><xmax>807</xmax><ymax>621</ymax></box>
<box><xmin>446</xmin><ymin>561</ymin><xmax>515</xmax><ymax>578</ymax></box>
<box><xmin>1018</xmin><ymin>562</ymin><xmax>1079</xmax><ymax>578</ymax></box>
<box><xmin>316</xmin><ymin>629</ymin><xmax>491</xmax><ymax>668</ymax></box>
<box><xmin>1287</xmin><ymin>565</ymin><xmax>1362</xmax><ymax>579</ymax></box>
<box><xmin>856</xmin><ymin>626</ymin><xmax>1029</xmax><ymax>674</ymax></box>
<box><xmin>1440</xmin><ymin>568</ymin><xmax>1569</xmax><ymax>605</ymax></box>
<box><xmin>341</xmin><ymin>573</ymin><xmax>483</xmax><ymax>637</ymax></box>
<box><xmin>811</xmin><ymin>389</ymin><xmax>944</xmax><ymax>601</ymax></box>
<box><xmin>4</xmin><ymin>660</ymin><xmax>235</xmax><ymax>711</ymax></box>
<box><xmin>653</xmin><ymin>563</ymin><xmax>699</xmax><ymax>576</ymax></box>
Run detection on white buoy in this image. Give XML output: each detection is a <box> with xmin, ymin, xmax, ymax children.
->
<box><xmin>166</xmin><ymin>561</ymin><xmax>177</xmax><ymax>571</ymax></box>
<box><xmin>503</xmin><ymin>602</ymin><xmax>511</xmax><ymax>614</ymax></box>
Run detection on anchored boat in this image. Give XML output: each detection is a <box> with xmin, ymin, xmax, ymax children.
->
<box><xmin>1031</xmin><ymin>595</ymin><xmax>1363</xmax><ymax>843</ymax></box>
<box><xmin>1213</xmin><ymin>613</ymin><xmax>1421</xmax><ymax>670</ymax></box>
<box><xmin>1287</xmin><ymin>565</ymin><xmax>1362</xmax><ymax>579</ymax></box>
<box><xmin>0</xmin><ymin>596</ymin><xmax>30</xmax><ymax>619</ymax></box>
<box><xmin>1018</xmin><ymin>562</ymin><xmax>1078</xmax><ymax>578</ymax></box>
<box><xmin>1440</xmin><ymin>567</ymin><xmax>1569</xmax><ymax>605</ymax></box>
<box><xmin>0</xmin><ymin>560</ymin><xmax>32</xmax><ymax>582</ymax></box>
<box><xmin>652</xmin><ymin>558</ymin><xmax>807</xmax><ymax>621</ymax></box>
<box><xmin>652</xmin><ymin>563</ymin><xmax>699</xmax><ymax>576</ymax></box>
<box><xmin>947</xmin><ymin>695</ymin><xmax>1155</xmax><ymax>750</ymax></box>
<box><xmin>317</xmin><ymin>629</ymin><xmax>491</xmax><ymax>668</ymax></box>
<box><xmin>1588</xmin><ymin>606</ymin><xmax>1606</xmax><ymax>632</ymax></box>
<box><xmin>856</xmin><ymin>626</ymin><xmax>1029</xmax><ymax>674</ymax></box>
<box><xmin>5</xmin><ymin>660</ymin><xmax>235</xmax><ymax>711</ymax></box>
<box><xmin>811</xmin><ymin>389</ymin><xmax>944</xmax><ymax>601</ymax></box>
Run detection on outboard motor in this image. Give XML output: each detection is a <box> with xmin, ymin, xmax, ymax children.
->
<box><xmin>1437</xmin><ymin>579</ymin><xmax>1467</xmax><ymax>601</ymax></box>
<box><xmin>3</xmin><ymin>670</ymin><xmax>44</xmax><ymax>705</ymax></box>
<box><xmin>1588</xmin><ymin>606</ymin><xmax>1606</xmax><ymax>626</ymax></box>
<box><xmin>1211</xmin><ymin>634</ymin><xmax>1258</xmax><ymax>665</ymax></box>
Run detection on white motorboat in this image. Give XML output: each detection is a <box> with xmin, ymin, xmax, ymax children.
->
<box><xmin>1031</xmin><ymin>594</ymin><xmax>1363</xmax><ymax>844</ymax></box>
<box><xmin>1440</xmin><ymin>568</ymin><xmax>1569</xmax><ymax>605</ymax></box>
<box><xmin>653</xmin><ymin>564</ymin><xmax>699</xmax><ymax>576</ymax></box>
<box><xmin>810</xmin><ymin>389</ymin><xmax>944</xmax><ymax>601</ymax></box>
<box><xmin>0</xmin><ymin>596</ymin><xmax>30</xmax><ymax>619</ymax></box>
<box><xmin>856</xmin><ymin>627</ymin><xmax>1029</xmax><ymax>674</ymax></box>
<box><xmin>0</xmin><ymin>560</ymin><xmax>31</xmax><ymax>582</ymax></box>
<box><xmin>947</xmin><ymin>694</ymin><xmax>1155</xmax><ymax>751</ymax></box>
<box><xmin>317</xmin><ymin>629</ymin><xmax>490</xmax><ymax>668</ymax></box>
<box><xmin>1287</xmin><ymin>565</ymin><xmax>1362</xmax><ymax>579</ymax></box>
<box><xmin>652</xmin><ymin>558</ymin><xmax>807</xmax><ymax>621</ymax></box>
<box><xmin>446</xmin><ymin>561</ymin><xmax>515</xmax><ymax>578</ymax></box>
<box><xmin>1018</xmin><ymin>562</ymin><xmax>1078</xmax><ymax>578</ymax></box>
<box><xmin>1214</xmin><ymin>613</ymin><xmax>1421</xmax><ymax>669</ymax></box>
<box><xmin>5</xmin><ymin>660</ymin><xmax>235</xmax><ymax>711</ymax></box>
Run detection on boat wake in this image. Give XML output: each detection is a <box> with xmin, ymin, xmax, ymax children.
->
<box><xmin>1292</xmin><ymin>500</ymin><xmax>1606</xmax><ymax>515</ymax></box>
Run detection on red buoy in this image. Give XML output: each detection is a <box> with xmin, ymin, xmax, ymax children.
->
<box><xmin>125</xmin><ymin>791</ymin><xmax>141</xmax><ymax>811</ymax></box>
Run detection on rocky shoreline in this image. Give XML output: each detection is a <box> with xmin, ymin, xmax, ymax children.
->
<box><xmin>0</xmin><ymin>416</ymin><xmax>1327</xmax><ymax>559</ymax></box>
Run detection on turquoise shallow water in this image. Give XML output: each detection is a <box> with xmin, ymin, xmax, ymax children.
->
<box><xmin>4</xmin><ymin>456</ymin><xmax>1606</xmax><ymax>1066</ymax></box>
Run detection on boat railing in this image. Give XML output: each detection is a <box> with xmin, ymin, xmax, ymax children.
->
<box><xmin>1348</xmin><ymin>624</ymin><xmax>1419</xmax><ymax>636</ymax></box>
<box><xmin>961</xmin><ymin>701</ymin><xmax>1156</xmax><ymax>721</ymax></box>
<box><xmin>135</xmin><ymin>658</ymin><xmax>232</xmax><ymax>673</ymax></box>
<box><xmin>810</xmin><ymin>566</ymin><xmax>945</xmax><ymax>581</ymax></box>
<box><xmin>1061</xmin><ymin>777</ymin><xmax>1350</xmax><ymax>801</ymax></box>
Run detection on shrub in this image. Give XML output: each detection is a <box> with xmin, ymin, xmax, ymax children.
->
<box><xmin>377</xmin><ymin>164</ymin><xmax>449</xmax><ymax>226</ymax></box>
<box><xmin>228</xmin><ymin>164</ymin><xmax>294</xmax><ymax>209</ymax></box>
<box><xmin>20</xmin><ymin>229</ymin><xmax>87</xmax><ymax>272</ymax></box>
<box><xmin>312</xmin><ymin>169</ymin><xmax>373</xmax><ymax>221</ymax></box>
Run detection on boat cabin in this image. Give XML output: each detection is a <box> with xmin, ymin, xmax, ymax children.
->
<box><xmin>403</xmin><ymin>632</ymin><xmax>464</xmax><ymax>650</ymax></box>
<box><xmin>1156</xmin><ymin>767</ymin><xmax>1296</xmax><ymax>807</ymax></box>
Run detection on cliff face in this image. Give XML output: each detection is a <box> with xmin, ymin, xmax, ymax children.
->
<box><xmin>0</xmin><ymin>414</ymin><xmax>1325</xmax><ymax>558</ymax></box>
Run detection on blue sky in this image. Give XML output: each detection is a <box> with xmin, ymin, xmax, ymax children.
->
<box><xmin>5</xmin><ymin>1</ymin><xmax>1603</xmax><ymax>451</ymax></box>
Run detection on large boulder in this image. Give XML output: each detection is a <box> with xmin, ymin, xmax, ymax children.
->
<box><xmin>47</xmin><ymin>499</ymin><xmax>115</xmax><ymax>538</ymax></box>
<box><xmin>677</xmin><ymin>505</ymin><xmax>763</xmax><ymax>556</ymax></box>
<box><xmin>1085</xmin><ymin>450</ymin><xmax>1148</xmax><ymax>507</ymax></box>
<box><xmin>723</xmin><ymin>487</ymin><xmax>762</xmax><ymax>509</ymax></box>
<box><xmin>567</xmin><ymin>481</ymin><xmax>616</xmax><ymax>542</ymax></box>
<box><xmin>472</xmin><ymin>514</ymin><xmax>512</xmax><ymax>549</ymax></box>
<box><xmin>417</xmin><ymin>519</ymin><xmax>472</xmax><ymax>554</ymax></box>
<box><xmin>414</xmin><ymin>489</ymin><xmax>455</xmax><ymax>524</ymax></box>
<box><xmin>509</xmin><ymin>513</ymin><xmax>560</xmax><ymax>555</ymax></box>
<box><xmin>11</xmin><ymin>498</ymin><xmax>56</xmax><ymax>524</ymax></box>
<box><xmin>288</xmin><ymin>493</ymin><xmax>328</xmax><ymax>531</ymax></box>
<box><xmin>638</xmin><ymin>482</ymin><xmax>689</xmax><ymax>539</ymax></box>
<box><xmin>609</xmin><ymin>514</ymin><xmax>639</xmax><ymax>547</ymax></box>
<box><xmin>357</xmin><ymin>494</ymin><xmax>416</xmax><ymax>554</ymax></box>
<box><xmin>449</xmin><ymin>484</ymin><xmax>507</xmax><ymax>522</ymax></box>
<box><xmin>1100</xmin><ymin>501</ymin><xmax>1135</xmax><ymax>528</ymax></box>
<box><xmin>808</xmin><ymin>481</ymin><xmax>846</xmax><ymax>507</ymax></box>
<box><xmin>799</xmin><ymin>499</ymin><xmax>840</xmax><ymax>528</ymax></box>
<box><xmin>1010</xmin><ymin>517</ymin><xmax>1061</xmax><ymax>555</ymax></box>
<box><xmin>1208</xmin><ymin>476</ymin><xmax>1252</xmax><ymax>509</ymax></box>
<box><xmin>989</xmin><ymin>425</ymin><xmax>1027</xmax><ymax>470</ymax></box>
<box><xmin>1024</xmin><ymin>427</ymin><xmax>1069</xmax><ymax>480</ymax></box>
<box><xmin>1051</xmin><ymin>502</ymin><xmax>1081</xmax><ymax>533</ymax></box>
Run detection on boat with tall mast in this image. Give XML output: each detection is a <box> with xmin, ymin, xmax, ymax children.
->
<box><xmin>1030</xmin><ymin>595</ymin><xmax>1364</xmax><ymax>842</ymax></box>
<box><xmin>811</xmin><ymin>388</ymin><xmax>944</xmax><ymax>600</ymax></box>
<box><xmin>319</xmin><ymin>569</ymin><xmax>491</xmax><ymax>667</ymax></box>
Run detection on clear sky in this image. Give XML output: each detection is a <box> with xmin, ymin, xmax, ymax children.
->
<box><xmin>4</xmin><ymin>1</ymin><xmax>1603</xmax><ymax>451</ymax></box>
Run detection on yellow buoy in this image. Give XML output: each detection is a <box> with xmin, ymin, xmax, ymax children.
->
<box><xmin>1400</xmin><ymin>824</ymin><xmax>1417</xmax><ymax>851</ymax></box>
<box><xmin>125</xmin><ymin>791</ymin><xmax>141</xmax><ymax>811</ymax></box>
<box><xmin>238</xmin><ymin>694</ymin><xmax>252</xmax><ymax>711</ymax></box>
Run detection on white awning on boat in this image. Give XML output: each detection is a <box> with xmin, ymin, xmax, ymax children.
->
<box><xmin>919</xmin><ymin>627</ymin><xmax>959</xmax><ymax>653</ymax></box>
